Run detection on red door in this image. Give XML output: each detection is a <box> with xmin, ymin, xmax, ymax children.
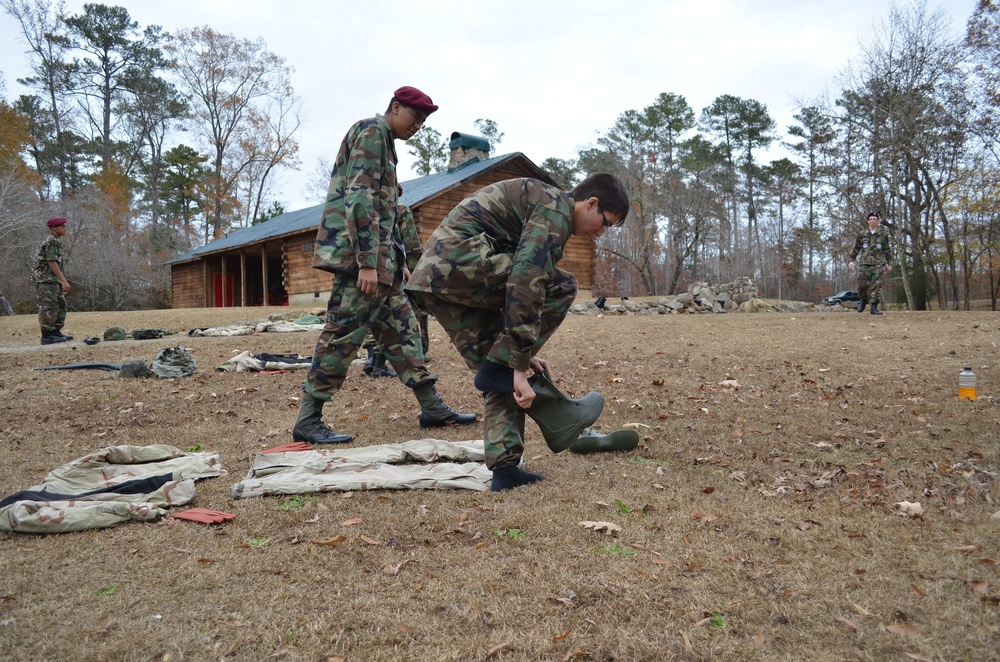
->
<box><xmin>213</xmin><ymin>273</ymin><xmax>234</xmax><ymax>307</ymax></box>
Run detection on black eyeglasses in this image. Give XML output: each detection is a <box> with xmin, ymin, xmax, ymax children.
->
<box><xmin>598</xmin><ymin>205</ymin><xmax>622</xmax><ymax>229</ymax></box>
<box><xmin>407</xmin><ymin>108</ymin><xmax>427</xmax><ymax>126</ymax></box>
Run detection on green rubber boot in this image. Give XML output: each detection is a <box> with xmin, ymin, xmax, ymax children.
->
<box><xmin>525</xmin><ymin>369</ymin><xmax>604</xmax><ymax>454</ymax></box>
<box><xmin>569</xmin><ymin>428</ymin><xmax>640</xmax><ymax>454</ymax></box>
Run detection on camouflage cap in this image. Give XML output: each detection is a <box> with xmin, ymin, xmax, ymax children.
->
<box><xmin>119</xmin><ymin>360</ymin><xmax>151</xmax><ymax>379</ymax></box>
<box><xmin>103</xmin><ymin>326</ymin><xmax>127</xmax><ymax>341</ymax></box>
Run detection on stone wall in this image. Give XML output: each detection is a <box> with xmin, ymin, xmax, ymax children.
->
<box><xmin>571</xmin><ymin>278</ymin><xmax>825</xmax><ymax>315</ymax></box>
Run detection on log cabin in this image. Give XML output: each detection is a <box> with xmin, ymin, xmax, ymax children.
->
<box><xmin>167</xmin><ymin>133</ymin><xmax>595</xmax><ymax>308</ymax></box>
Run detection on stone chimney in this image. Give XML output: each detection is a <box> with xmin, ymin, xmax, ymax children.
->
<box><xmin>447</xmin><ymin>132</ymin><xmax>490</xmax><ymax>173</ymax></box>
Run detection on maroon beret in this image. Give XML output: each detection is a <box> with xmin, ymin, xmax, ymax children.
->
<box><xmin>393</xmin><ymin>86</ymin><xmax>438</xmax><ymax>114</ymax></box>
<box><xmin>47</xmin><ymin>217</ymin><xmax>67</xmax><ymax>228</ymax></box>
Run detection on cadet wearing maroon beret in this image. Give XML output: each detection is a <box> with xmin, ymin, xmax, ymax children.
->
<box><xmin>35</xmin><ymin>217</ymin><xmax>73</xmax><ymax>344</ymax></box>
<box><xmin>392</xmin><ymin>85</ymin><xmax>438</xmax><ymax>115</ymax></box>
<box><xmin>293</xmin><ymin>85</ymin><xmax>474</xmax><ymax>446</ymax></box>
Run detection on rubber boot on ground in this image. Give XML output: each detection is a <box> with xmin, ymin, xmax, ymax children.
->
<box><xmin>857</xmin><ymin>300</ymin><xmax>866</xmax><ymax>313</ymax></box>
<box><xmin>292</xmin><ymin>389</ymin><xmax>353</xmax><ymax>444</ymax></box>
<box><xmin>363</xmin><ymin>350</ymin><xmax>376</xmax><ymax>375</ymax></box>
<box><xmin>569</xmin><ymin>428</ymin><xmax>640</xmax><ymax>455</ymax></box>
<box><xmin>413</xmin><ymin>382</ymin><xmax>477</xmax><ymax>428</ymax></box>
<box><xmin>870</xmin><ymin>302</ymin><xmax>882</xmax><ymax>315</ymax></box>
<box><xmin>524</xmin><ymin>369</ymin><xmax>604</xmax><ymax>454</ymax></box>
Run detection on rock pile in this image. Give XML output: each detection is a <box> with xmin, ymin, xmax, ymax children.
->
<box><xmin>572</xmin><ymin>278</ymin><xmax>823</xmax><ymax>315</ymax></box>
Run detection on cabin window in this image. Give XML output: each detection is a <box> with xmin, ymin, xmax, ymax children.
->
<box><xmin>303</xmin><ymin>242</ymin><xmax>313</xmax><ymax>254</ymax></box>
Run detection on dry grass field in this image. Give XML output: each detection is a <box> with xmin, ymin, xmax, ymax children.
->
<box><xmin>0</xmin><ymin>305</ymin><xmax>997</xmax><ymax>661</ymax></box>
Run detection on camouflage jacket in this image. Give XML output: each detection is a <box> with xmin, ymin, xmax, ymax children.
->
<box><xmin>850</xmin><ymin>228</ymin><xmax>892</xmax><ymax>267</ymax></box>
<box><xmin>313</xmin><ymin>114</ymin><xmax>400</xmax><ymax>283</ymax></box>
<box><xmin>34</xmin><ymin>235</ymin><xmax>63</xmax><ymax>284</ymax></box>
<box><xmin>406</xmin><ymin>178</ymin><xmax>574</xmax><ymax>370</ymax></box>
<box><xmin>398</xmin><ymin>203</ymin><xmax>423</xmax><ymax>273</ymax></box>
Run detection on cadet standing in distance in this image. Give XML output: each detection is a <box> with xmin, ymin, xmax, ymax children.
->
<box><xmin>406</xmin><ymin>174</ymin><xmax>630</xmax><ymax>491</ymax></box>
<box><xmin>293</xmin><ymin>86</ymin><xmax>476</xmax><ymax>445</ymax></box>
<box><xmin>35</xmin><ymin>217</ymin><xmax>74</xmax><ymax>345</ymax></box>
<box><xmin>849</xmin><ymin>210</ymin><xmax>893</xmax><ymax>316</ymax></box>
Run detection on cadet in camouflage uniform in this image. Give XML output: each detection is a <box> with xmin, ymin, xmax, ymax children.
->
<box><xmin>34</xmin><ymin>217</ymin><xmax>73</xmax><ymax>345</ymax></box>
<box><xmin>406</xmin><ymin>173</ymin><xmax>630</xmax><ymax>491</ymax></box>
<box><xmin>849</xmin><ymin>210</ymin><xmax>893</xmax><ymax>316</ymax></box>
<box><xmin>294</xmin><ymin>86</ymin><xmax>476</xmax><ymax>445</ymax></box>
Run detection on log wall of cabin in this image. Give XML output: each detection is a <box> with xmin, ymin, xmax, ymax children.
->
<box><xmin>170</xmin><ymin>262</ymin><xmax>207</xmax><ymax>308</ymax></box>
<box><xmin>410</xmin><ymin>168</ymin><xmax>595</xmax><ymax>290</ymax></box>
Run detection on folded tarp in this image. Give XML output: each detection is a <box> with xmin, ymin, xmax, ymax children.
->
<box><xmin>217</xmin><ymin>351</ymin><xmax>312</xmax><ymax>372</ymax></box>
<box><xmin>188</xmin><ymin>320</ymin><xmax>323</xmax><ymax>337</ymax></box>
<box><xmin>231</xmin><ymin>438</ymin><xmax>490</xmax><ymax>497</ymax></box>
<box><xmin>0</xmin><ymin>444</ymin><xmax>225</xmax><ymax>533</ymax></box>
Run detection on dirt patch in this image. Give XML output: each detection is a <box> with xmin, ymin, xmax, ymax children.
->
<box><xmin>0</xmin><ymin>307</ymin><xmax>997</xmax><ymax>660</ymax></box>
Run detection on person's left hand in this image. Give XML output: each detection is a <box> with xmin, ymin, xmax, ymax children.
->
<box><xmin>529</xmin><ymin>356</ymin><xmax>550</xmax><ymax>375</ymax></box>
<box><xmin>886</xmin><ymin>265</ymin><xmax>893</xmax><ymax>273</ymax></box>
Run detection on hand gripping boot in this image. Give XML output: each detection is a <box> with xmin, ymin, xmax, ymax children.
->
<box><xmin>524</xmin><ymin>369</ymin><xmax>604</xmax><ymax>453</ymax></box>
<box><xmin>569</xmin><ymin>428</ymin><xmax>640</xmax><ymax>455</ymax></box>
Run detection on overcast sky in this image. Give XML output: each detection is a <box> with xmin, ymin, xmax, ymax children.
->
<box><xmin>0</xmin><ymin>0</ymin><xmax>977</xmax><ymax>212</ymax></box>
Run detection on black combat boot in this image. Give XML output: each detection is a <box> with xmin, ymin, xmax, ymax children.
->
<box><xmin>370</xmin><ymin>352</ymin><xmax>397</xmax><ymax>379</ymax></box>
<box><xmin>363</xmin><ymin>350</ymin><xmax>376</xmax><ymax>375</ymax></box>
<box><xmin>857</xmin><ymin>299</ymin><xmax>866</xmax><ymax>313</ymax></box>
<box><xmin>870</xmin><ymin>302</ymin><xmax>882</xmax><ymax>315</ymax></box>
<box><xmin>292</xmin><ymin>389</ymin><xmax>353</xmax><ymax>444</ymax></box>
<box><xmin>490</xmin><ymin>465</ymin><xmax>545</xmax><ymax>492</ymax></box>
<box><xmin>54</xmin><ymin>328</ymin><xmax>73</xmax><ymax>341</ymax></box>
<box><xmin>413</xmin><ymin>382</ymin><xmax>478</xmax><ymax>427</ymax></box>
<box><xmin>41</xmin><ymin>330</ymin><xmax>68</xmax><ymax>345</ymax></box>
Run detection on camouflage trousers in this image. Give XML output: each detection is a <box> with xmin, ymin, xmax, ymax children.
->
<box><xmin>36</xmin><ymin>281</ymin><xmax>66</xmax><ymax>332</ymax></box>
<box><xmin>415</xmin><ymin>267</ymin><xmax>578</xmax><ymax>469</ymax></box>
<box><xmin>304</xmin><ymin>273</ymin><xmax>436</xmax><ymax>401</ymax></box>
<box><xmin>857</xmin><ymin>265</ymin><xmax>886</xmax><ymax>305</ymax></box>
<box><xmin>364</xmin><ymin>301</ymin><xmax>430</xmax><ymax>355</ymax></box>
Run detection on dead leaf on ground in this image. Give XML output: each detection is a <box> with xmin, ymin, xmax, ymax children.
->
<box><xmin>311</xmin><ymin>535</ymin><xmax>347</xmax><ymax>547</ymax></box>
<box><xmin>852</xmin><ymin>602</ymin><xmax>872</xmax><ymax>616</ymax></box>
<box><xmin>955</xmin><ymin>545</ymin><xmax>979</xmax><ymax>554</ymax></box>
<box><xmin>340</xmin><ymin>517</ymin><xmax>363</xmax><ymax>526</ymax></box>
<box><xmin>835</xmin><ymin>616</ymin><xmax>861</xmax><ymax>632</ymax></box>
<box><xmin>397</xmin><ymin>623</ymin><xmax>414</xmax><ymax>633</ymax></box>
<box><xmin>893</xmin><ymin>501</ymin><xmax>925</xmax><ymax>517</ymax></box>
<box><xmin>553</xmin><ymin>630</ymin><xmax>572</xmax><ymax>641</ymax></box>
<box><xmin>485</xmin><ymin>642</ymin><xmax>510</xmax><ymax>659</ymax></box>
<box><xmin>886</xmin><ymin>623</ymin><xmax>925</xmax><ymax>639</ymax></box>
<box><xmin>383</xmin><ymin>559</ymin><xmax>416</xmax><ymax>576</ymax></box>
<box><xmin>578</xmin><ymin>521</ymin><xmax>621</xmax><ymax>535</ymax></box>
<box><xmin>361</xmin><ymin>535</ymin><xmax>383</xmax><ymax>546</ymax></box>
<box><xmin>692</xmin><ymin>511</ymin><xmax>717</xmax><ymax>523</ymax></box>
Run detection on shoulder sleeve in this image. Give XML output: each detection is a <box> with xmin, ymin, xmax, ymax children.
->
<box><xmin>343</xmin><ymin>123</ymin><xmax>391</xmax><ymax>269</ymax></box>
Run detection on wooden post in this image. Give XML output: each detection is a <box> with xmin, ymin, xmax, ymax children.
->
<box><xmin>221</xmin><ymin>256</ymin><xmax>227</xmax><ymax>307</ymax></box>
<box><xmin>240</xmin><ymin>250</ymin><xmax>247</xmax><ymax>307</ymax></box>
<box><xmin>261</xmin><ymin>243</ymin><xmax>269</xmax><ymax>307</ymax></box>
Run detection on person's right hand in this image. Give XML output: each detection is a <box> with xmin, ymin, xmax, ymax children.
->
<box><xmin>357</xmin><ymin>267</ymin><xmax>378</xmax><ymax>295</ymax></box>
<box><xmin>513</xmin><ymin>369</ymin><xmax>535</xmax><ymax>409</ymax></box>
<box><xmin>61</xmin><ymin>281</ymin><xmax>71</xmax><ymax>294</ymax></box>
<box><xmin>848</xmin><ymin>261</ymin><xmax>855</xmax><ymax>271</ymax></box>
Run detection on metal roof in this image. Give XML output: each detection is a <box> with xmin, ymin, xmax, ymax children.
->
<box><xmin>167</xmin><ymin>151</ymin><xmax>540</xmax><ymax>265</ymax></box>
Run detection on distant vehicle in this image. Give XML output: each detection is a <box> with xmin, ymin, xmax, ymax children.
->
<box><xmin>823</xmin><ymin>290</ymin><xmax>861</xmax><ymax>305</ymax></box>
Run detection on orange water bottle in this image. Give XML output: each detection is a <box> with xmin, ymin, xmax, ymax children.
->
<box><xmin>959</xmin><ymin>367</ymin><xmax>977</xmax><ymax>401</ymax></box>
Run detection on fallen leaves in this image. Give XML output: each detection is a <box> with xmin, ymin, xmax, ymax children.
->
<box><xmin>578</xmin><ymin>521</ymin><xmax>621</xmax><ymax>536</ymax></box>
<box><xmin>691</xmin><ymin>511</ymin><xmax>717</xmax><ymax>523</ymax></box>
<box><xmin>885</xmin><ymin>622</ymin><xmax>925</xmax><ymax>639</ymax></box>
<box><xmin>311</xmin><ymin>535</ymin><xmax>347</xmax><ymax>547</ymax></box>
<box><xmin>892</xmin><ymin>501</ymin><xmax>925</xmax><ymax>518</ymax></box>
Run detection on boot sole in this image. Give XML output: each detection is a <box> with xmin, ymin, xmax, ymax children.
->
<box><xmin>418</xmin><ymin>414</ymin><xmax>478</xmax><ymax>428</ymax></box>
